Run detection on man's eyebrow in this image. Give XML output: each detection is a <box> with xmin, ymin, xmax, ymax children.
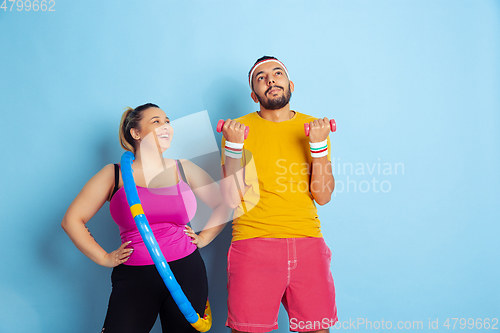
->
<box><xmin>254</xmin><ymin>66</ymin><xmax>284</xmax><ymax>79</ymax></box>
<box><xmin>254</xmin><ymin>70</ymin><xmax>265</xmax><ymax>78</ymax></box>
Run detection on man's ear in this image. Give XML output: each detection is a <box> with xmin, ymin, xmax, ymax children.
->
<box><xmin>289</xmin><ymin>80</ymin><xmax>295</xmax><ymax>93</ymax></box>
<box><xmin>251</xmin><ymin>91</ymin><xmax>259</xmax><ymax>103</ymax></box>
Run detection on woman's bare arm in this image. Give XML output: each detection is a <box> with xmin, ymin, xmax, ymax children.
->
<box><xmin>61</xmin><ymin>164</ymin><xmax>133</xmax><ymax>267</ymax></box>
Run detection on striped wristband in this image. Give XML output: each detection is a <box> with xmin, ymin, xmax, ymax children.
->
<box><xmin>225</xmin><ymin>141</ymin><xmax>244</xmax><ymax>159</ymax></box>
<box><xmin>310</xmin><ymin>139</ymin><xmax>328</xmax><ymax>158</ymax></box>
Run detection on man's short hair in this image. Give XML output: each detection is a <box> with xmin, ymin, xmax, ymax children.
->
<box><xmin>248</xmin><ymin>56</ymin><xmax>289</xmax><ymax>91</ymax></box>
<box><xmin>248</xmin><ymin>56</ymin><xmax>279</xmax><ymax>79</ymax></box>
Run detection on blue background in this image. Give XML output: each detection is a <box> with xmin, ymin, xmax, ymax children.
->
<box><xmin>1</xmin><ymin>1</ymin><xmax>499</xmax><ymax>332</ymax></box>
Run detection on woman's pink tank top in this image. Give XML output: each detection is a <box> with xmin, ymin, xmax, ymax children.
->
<box><xmin>109</xmin><ymin>160</ymin><xmax>197</xmax><ymax>265</ymax></box>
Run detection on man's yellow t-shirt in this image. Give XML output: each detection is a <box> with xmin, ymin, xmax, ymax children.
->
<box><xmin>221</xmin><ymin>111</ymin><xmax>332</xmax><ymax>242</ymax></box>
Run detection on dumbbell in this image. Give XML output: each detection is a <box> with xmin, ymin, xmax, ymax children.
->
<box><xmin>217</xmin><ymin>119</ymin><xmax>249</xmax><ymax>139</ymax></box>
<box><xmin>304</xmin><ymin>119</ymin><xmax>336</xmax><ymax>136</ymax></box>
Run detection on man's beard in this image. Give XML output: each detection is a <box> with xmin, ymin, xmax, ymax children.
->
<box><xmin>256</xmin><ymin>84</ymin><xmax>292</xmax><ymax>110</ymax></box>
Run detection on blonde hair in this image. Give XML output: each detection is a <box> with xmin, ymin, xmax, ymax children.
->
<box><xmin>119</xmin><ymin>103</ymin><xmax>160</xmax><ymax>153</ymax></box>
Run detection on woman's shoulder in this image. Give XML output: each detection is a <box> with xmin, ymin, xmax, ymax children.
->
<box><xmin>101</xmin><ymin>163</ymin><xmax>119</xmax><ymax>178</ymax></box>
<box><xmin>160</xmin><ymin>158</ymin><xmax>178</xmax><ymax>166</ymax></box>
<box><xmin>81</xmin><ymin>164</ymin><xmax>117</xmax><ymax>200</ymax></box>
<box><xmin>93</xmin><ymin>163</ymin><xmax>116</xmax><ymax>179</ymax></box>
<box><xmin>100</xmin><ymin>163</ymin><xmax>122</xmax><ymax>186</ymax></box>
<box><xmin>176</xmin><ymin>159</ymin><xmax>197</xmax><ymax>171</ymax></box>
<box><xmin>175</xmin><ymin>159</ymin><xmax>195</xmax><ymax>176</ymax></box>
<box><xmin>103</xmin><ymin>163</ymin><xmax>125</xmax><ymax>201</ymax></box>
<box><xmin>175</xmin><ymin>159</ymin><xmax>216</xmax><ymax>188</ymax></box>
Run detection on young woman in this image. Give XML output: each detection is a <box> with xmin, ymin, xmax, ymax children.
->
<box><xmin>62</xmin><ymin>103</ymin><xmax>230</xmax><ymax>333</ymax></box>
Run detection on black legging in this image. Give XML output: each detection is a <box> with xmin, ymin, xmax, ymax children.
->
<box><xmin>102</xmin><ymin>249</ymin><xmax>208</xmax><ymax>333</ymax></box>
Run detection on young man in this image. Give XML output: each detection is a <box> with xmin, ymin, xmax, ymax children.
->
<box><xmin>220</xmin><ymin>56</ymin><xmax>337</xmax><ymax>333</ymax></box>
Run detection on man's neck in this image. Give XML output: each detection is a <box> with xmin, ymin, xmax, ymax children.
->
<box><xmin>258</xmin><ymin>105</ymin><xmax>295</xmax><ymax>123</ymax></box>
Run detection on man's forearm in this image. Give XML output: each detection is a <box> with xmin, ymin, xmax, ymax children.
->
<box><xmin>310</xmin><ymin>156</ymin><xmax>334</xmax><ymax>205</ymax></box>
<box><xmin>220</xmin><ymin>157</ymin><xmax>245</xmax><ymax>209</ymax></box>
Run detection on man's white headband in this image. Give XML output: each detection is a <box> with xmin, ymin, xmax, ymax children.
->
<box><xmin>248</xmin><ymin>59</ymin><xmax>290</xmax><ymax>90</ymax></box>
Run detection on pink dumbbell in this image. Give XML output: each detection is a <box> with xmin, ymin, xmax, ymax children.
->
<box><xmin>304</xmin><ymin>119</ymin><xmax>336</xmax><ymax>136</ymax></box>
<box><xmin>217</xmin><ymin>119</ymin><xmax>249</xmax><ymax>139</ymax></box>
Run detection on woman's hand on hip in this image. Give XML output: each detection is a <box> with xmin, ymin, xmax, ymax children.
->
<box><xmin>185</xmin><ymin>226</ymin><xmax>208</xmax><ymax>249</ymax></box>
<box><xmin>102</xmin><ymin>241</ymin><xmax>134</xmax><ymax>267</ymax></box>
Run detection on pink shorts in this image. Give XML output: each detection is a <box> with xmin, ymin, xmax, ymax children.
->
<box><xmin>226</xmin><ymin>237</ymin><xmax>337</xmax><ymax>332</ymax></box>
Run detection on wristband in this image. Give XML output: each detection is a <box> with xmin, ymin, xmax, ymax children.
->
<box><xmin>310</xmin><ymin>139</ymin><xmax>328</xmax><ymax>158</ymax></box>
<box><xmin>225</xmin><ymin>141</ymin><xmax>244</xmax><ymax>159</ymax></box>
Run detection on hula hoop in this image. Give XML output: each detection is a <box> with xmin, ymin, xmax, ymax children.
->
<box><xmin>120</xmin><ymin>151</ymin><xmax>212</xmax><ymax>332</ymax></box>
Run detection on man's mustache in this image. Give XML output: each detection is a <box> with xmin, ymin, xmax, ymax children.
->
<box><xmin>266</xmin><ymin>85</ymin><xmax>284</xmax><ymax>95</ymax></box>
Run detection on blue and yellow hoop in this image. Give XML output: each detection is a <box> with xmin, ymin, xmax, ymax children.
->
<box><xmin>120</xmin><ymin>151</ymin><xmax>212</xmax><ymax>332</ymax></box>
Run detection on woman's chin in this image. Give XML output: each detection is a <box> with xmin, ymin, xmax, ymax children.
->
<box><xmin>159</xmin><ymin>144</ymin><xmax>171</xmax><ymax>153</ymax></box>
